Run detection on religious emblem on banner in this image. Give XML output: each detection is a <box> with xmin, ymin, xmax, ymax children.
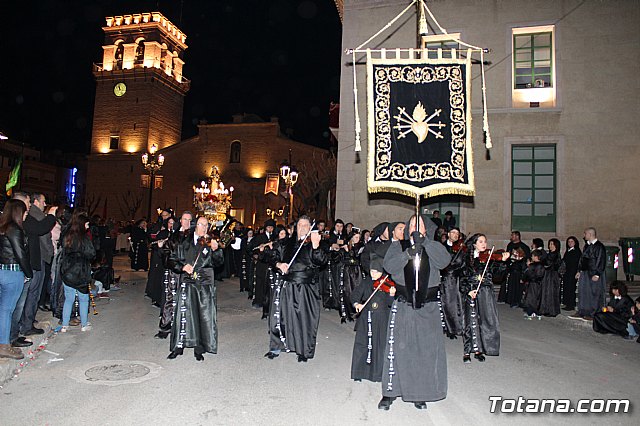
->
<box><xmin>367</xmin><ymin>54</ymin><xmax>475</xmax><ymax>197</ymax></box>
<box><xmin>264</xmin><ymin>173</ymin><xmax>280</xmax><ymax>195</ymax></box>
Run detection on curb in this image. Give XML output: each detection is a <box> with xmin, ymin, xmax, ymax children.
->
<box><xmin>0</xmin><ymin>315</ymin><xmax>57</xmax><ymax>387</ymax></box>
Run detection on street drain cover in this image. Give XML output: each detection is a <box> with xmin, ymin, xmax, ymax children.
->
<box><xmin>70</xmin><ymin>360</ymin><xmax>162</xmax><ymax>386</ymax></box>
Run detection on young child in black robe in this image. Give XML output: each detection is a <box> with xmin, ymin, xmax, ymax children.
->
<box><xmin>350</xmin><ymin>258</ymin><xmax>395</xmax><ymax>382</ymax></box>
<box><xmin>522</xmin><ymin>250</ymin><xmax>546</xmax><ymax>320</ymax></box>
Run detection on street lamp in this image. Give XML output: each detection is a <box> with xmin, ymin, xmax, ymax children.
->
<box><xmin>141</xmin><ymin>143</ymin><xmax>164</xmax><ymax>220</ymax></box>
<box><xmin>279</xmin><ymin>149</ymin><xmax>300</xmax><ymax>224</ymax></box>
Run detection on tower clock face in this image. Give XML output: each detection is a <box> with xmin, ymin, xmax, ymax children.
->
<box><xmin>114</xmin><ymin>82</ymin><xmax>127</xmax><ymax>97</ymax></box>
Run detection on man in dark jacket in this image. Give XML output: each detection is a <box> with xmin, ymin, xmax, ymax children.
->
<box><xmin>571</xmin><ymin>227</ymin><xmax>606</xmax><ymax>321</ymax></box>
<box><xmin>20</xmin><ymin>194</ymin><xmax>57</xmax><ymax>336</ymax></box>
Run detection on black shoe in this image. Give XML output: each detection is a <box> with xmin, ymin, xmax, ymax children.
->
<box><xmin>297</xmin><ymin>355</ymin><xmax>308</xmax><ymax>363</ymax></box>
<box><xmin>167</xmin><ymin>349</ymin><xmax>183</xmax><ymax>359</ymax></box>
<box><xmin>261</xmin><ymin>313</ymin><xmax>268</xmax><ymax>320</ymax></box>
<box><xmin>463</xmin><ymin>354</ymin><xmax>471</xmax><ymax>364</ymax></box>
<box><xmin>23</xmin><ymin>327</ymin><xmax>45</xmax><ymax>336</ymax></box>
<box><xmin>414</xmin><ymin>402</ymin><xmax>427</xmax><ymax>410</ymax></box>
<box><xmin>264</xmin><ymin>351</ymin><xmax>279</xmax><ymax>359</ymax></box>
<box><xmin>474</xmin><ymin>353</ymin><xmax>486</xmax><ymax>362</ymax></box>
<box><xmin>247</xmin><ymin>294</ymin><xmax>253</xmax><ymax>300</ymax></box>
<box><xmin>154</xmin><ymin>331</ymin><xmax>169</xmax><ymax>339</ymax></box>
<box><xmin>12</xmin><ymin>337</ymin><xmax>33</xmax><ymax>347</ymax></box>
<box><xmin>340</xmin><ymin>317</ymin><xmax>347</xmax><ymax>324</ymax></box>
<box><xmin>194</xmin><ymin>352</ymin><xmax>204</xmax><ymax>361</ymax></box>
<box><xmin>354</xmin><ymin>379</ymin><xmax>362</xmax><ymax>382</ymax></box>
<box><xmin>378</xmin><ymin>396</ymin><xmax>395</xmax><ymax>410</ymax></box>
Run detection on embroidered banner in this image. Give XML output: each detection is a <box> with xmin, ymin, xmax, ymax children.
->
<box><xmin>264</xmin><ymin>173</ymin><xmax>280</xmax><ymax>195</ymax></box>
<box><xmin>367</xmin><ymin>54</ymin><xmax>475</xmax><ymax>197</ymax></box>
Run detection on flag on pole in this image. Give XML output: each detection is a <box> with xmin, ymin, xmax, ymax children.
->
<box><xmin>5</xmin><ymin>157</ymin><xmax>22</xmax><ymax>196</ymax></box>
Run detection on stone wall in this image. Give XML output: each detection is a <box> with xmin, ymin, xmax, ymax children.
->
<box><xmin>337</xmin><ymin>0</ymin><xmax>640</xmax><ymax>245</ymax></box>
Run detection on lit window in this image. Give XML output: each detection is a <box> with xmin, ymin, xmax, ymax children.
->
<box><xmin>513</xmin><ymin>32</ymin><xmax>553</xmax><ymax>89</ymax></box>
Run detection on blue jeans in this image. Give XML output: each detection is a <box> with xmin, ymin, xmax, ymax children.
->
<box><xmin>627</xmin><ymin>323</ymin><xmax>638</xmax><ymax>337</ymax></box>
<box><xmin>20</xmin><ymin>259</ymin><xmax>46</xmax><ymax>334</ymax></box>
<box><xmin>10</xmin><ymin>276</ymin><xmax>30</xmax><ymax>342</ymax></box>
<box><xmin>62</xmin><ymin>284</ymin><xmax>89</xmax><ymax>327</ymax></box>
<box><xmin>0</xmin><ymin>270</ymin><xmax>25</xmax><ymax>344</ymax></box>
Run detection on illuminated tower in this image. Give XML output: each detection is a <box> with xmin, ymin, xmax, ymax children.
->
<box><xmin>90</xmin><ymin>12</ymin><xmax>189</xmax><ymax>154</ymax></box>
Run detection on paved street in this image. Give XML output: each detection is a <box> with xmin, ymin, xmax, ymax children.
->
<box><xmin>1</xmin><ymin>255</ymin><xmax>638</xmax><ymax>426</ymax></box>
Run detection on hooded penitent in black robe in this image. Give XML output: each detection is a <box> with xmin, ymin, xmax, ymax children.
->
<box><xmin>460</xmin><ymin>251</ymin><xmax>501</xmax><ymax>357</ymax></box>
<box><xmin>168</xmin><ymin>232</ymin><xmax>224</xmax><ymax>356</ymax></box>
<box><xmin>539</xmin><ymin>251</ymin><xmax>562</xmax><ymax>316</ymax></box>
<box><xmin>266</xmin><ymin>236</ymin><xmax>327</xmax><ymax>360</ymax></box>
<box><xmin>593</xmin><ymin>295</ymin><xmax>635</xmax><ymax>336</ymax></box>
<box><xmin>439</xmin><ymin>242</ymin><xmax>465</xmax><ymax>337</ymax></box>
<box><xmin>522</xmin><ymin>261</ymin><xmax>545</xmax><ymax>316</ymax></box>
<box><xmin>382</xmin><ymin>216</ymin><xmax>450</xmax><ymax>403</ymax></box>
<box><xmin>350</xmin><ymin>273</ymin><xmax>394</xmax><ymax>382</ymax></box>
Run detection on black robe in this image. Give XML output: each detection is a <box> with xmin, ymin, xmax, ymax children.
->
<box><xmin>130</xmin><ymin>226</ymin><xmax>149</xmax><ymax>271</ymax></box>
<box><xmin>439</xmin><ymin>243</ymin><xmax>465</xmax><ymax>337</ymax></box>
<box><xmin>460</xmin><ymin>253</ymin><xmax>501</xmax><ymax>356</ymax></box>
<box><xmin>240</xmin><ymin>236</ymin><xmax>255</xmax><ymax>293</ymax></box>
<box><xmin>168</xmin><ymin>233</ymin><xmax>224</xmax><ymax>354</ymax></box>
<box><xmin>561</xmin><ymin>247</ymin><xmax>581</xmax><ymax>310</ymax></box>
<box><xmin>577</xmin><ymin>241</ymin><xmax>607</xmax><ymax>317</ymax></box>
<box><xmin>334</xmin><ymin>244</ymin><xmax>362</xmax><ymax>322</ymax></box>
<box><xmin>249</xmin><ymin>232</ymin><xmax>274</xmax><ymax>307</ymax></box>
<box><xmin>350</xmin><ymin>276</ymin><xmax>394</xmax><ymax>382</ymax></box>
<box><xmin>158</xmin><ymin>229</ymin><xmax>188</xmax><ymax>332</ymax></box>
<box><xmin>593</xmin><ymin>295</ymin><xmax>634</xmax><ymax>336</ymax></box>
<box><xmin>382</xmin><ymin>219</ymin><xmax>450</xmax><ymax>403</ymax></box>
<box><xmin>145</xmin><ymin>228</ymin><xmax>172</xmax><ymax>305</ymax></box>
<box><xmin>499</xmin><ymin>241</ymin><xmax>530</xmax><ymax>306</ymax></box>
<box><xmin>522</xmin><ymin>262</ymin><xmax>545</xmax><ymax>315</ymax></box>
<box><xmin>539</xmin><ymin>251</ymin><xmax>562</xmax><ymax>316</ymax></box>
<box><xmin>266</xmin><ymin>237</ymin><xmax>327</xmax><ymax>359</ymax></box>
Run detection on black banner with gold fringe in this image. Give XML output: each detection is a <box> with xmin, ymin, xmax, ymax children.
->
<box><xmin>367</xmin><ymin>54</ymin><xmax>475</xmax><ymax>197</ymax></box>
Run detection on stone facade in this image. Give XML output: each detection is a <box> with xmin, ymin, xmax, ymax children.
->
<box><xmin>337</xmin><ymin>0</ymin><xmax>640</xmax><ymax>245</ymax></box>
<box><xmin>86</xmin><ymin>120</ymin><xmax>331</xmax><ymax>226</ymax></box>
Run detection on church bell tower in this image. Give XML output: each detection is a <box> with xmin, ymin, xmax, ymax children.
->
<box><xmin>90</xmin><ymin>12</ymin><xmax>189</xmax><ymax>154</ymax></box>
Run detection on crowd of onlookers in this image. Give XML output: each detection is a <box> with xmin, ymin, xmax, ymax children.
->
<box><xmin>0</xmin><ymin>192</ymin><xmax>119</xmax><ymax>360</ymax></box>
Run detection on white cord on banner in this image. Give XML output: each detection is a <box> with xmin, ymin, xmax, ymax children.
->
<box><xmin>352</xmin><ymin>50</ymin><xmax>362</xmax><ymax>152</ymax></box>
<box><xmin>480</xmin><ymin>49</ymin><xmax>492</xmax><ymax>149</ymax></box>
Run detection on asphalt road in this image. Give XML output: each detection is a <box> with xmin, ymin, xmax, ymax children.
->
<box><xmin>1</xmin><ymin>256</ymin><xmax>638</xmax><ymax>425</ymax></box>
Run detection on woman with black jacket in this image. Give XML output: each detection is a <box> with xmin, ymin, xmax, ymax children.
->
<box><xmin>0</xmin><ymin>200</ymin><xmax>33</xmax><ymax>360</ymax></box>
<box><xmin>561</xmin><ymin>236</ymin><xmax>582</xmax><ymax>311</ymax></box>
<box><xmin>59</xmin><ymin>212</ymin><xmax>96</xmax><ymax>332</ymax></box>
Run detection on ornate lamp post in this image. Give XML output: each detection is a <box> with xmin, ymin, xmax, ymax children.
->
<box><xmin>141</xmin><ymin>143</ymin><xmax>164</xmax><ymax>220</ymax></box>
<box><xmin>279</xmin><ymin>149</ymin><xmax>300</xmax><ymax>224</ymax></box>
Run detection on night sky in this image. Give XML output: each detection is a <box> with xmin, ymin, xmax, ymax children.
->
<box><xmin>0</xmin><ymin>0</ymin><xmax>343</xmax><ymax>153</ymax></box>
